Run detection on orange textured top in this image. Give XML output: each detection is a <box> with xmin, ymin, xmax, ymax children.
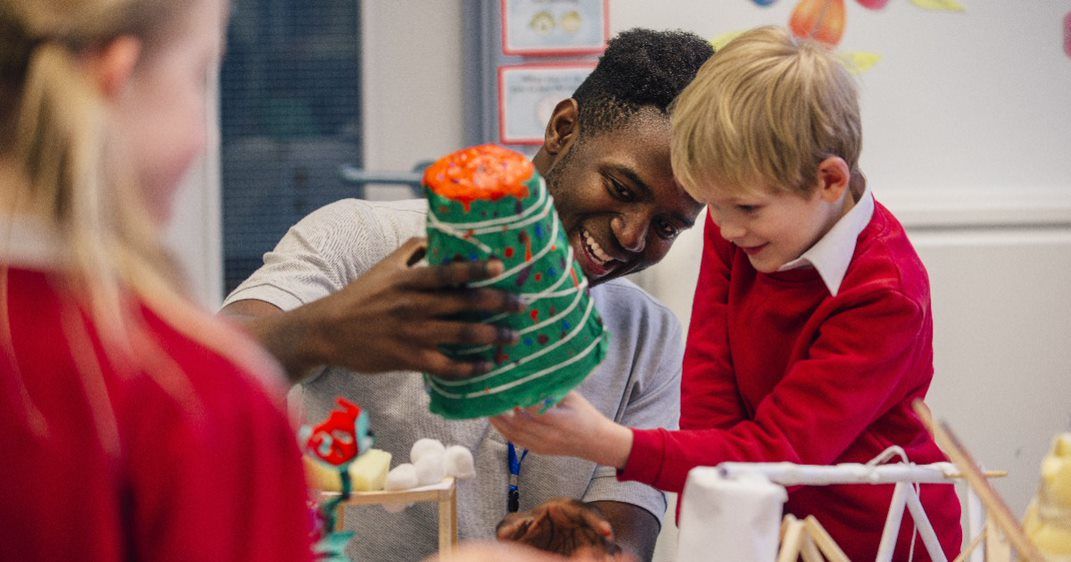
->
<box><xmin>423</xmin><ymin>144</ymin><xmax>533</xmax><ymax>206</ymax></box>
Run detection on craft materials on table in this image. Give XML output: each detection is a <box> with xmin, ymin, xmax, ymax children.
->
<box><xmin>677</xmin><ymin>444</ymin><xmax>1000</xmax><ymax>562</ymax></box>
<box><xmin>913</xmin><ymin>400</ymin><xmax>1046</xmax><ymax>562</ymax></box>
<box><xmin>300</xmin><ymin>397</ymin><xmax>373</xmax><ymax>561</ymax></box>
<box><xmin>1023</xmin><ymin>433</ymin><xmax>1071</xmax><ymax>560</ymax></box>
<box><xmin>301</xmin><ymin>407</ymin><xmax>478</xmax><ymax>560</ymax></box>
<box><xmin>422</xmin><ymin>144</ymin><xmax>608</xmax><ymax>419</ymax></box>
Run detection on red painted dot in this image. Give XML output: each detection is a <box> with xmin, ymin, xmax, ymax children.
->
<box><xmin>504</xmin><ymin>247</ymin><xmax>515</xmax><ymax>258</ymax></box>
<box><xmin>537</xmin><ymin>334</ymin><xmax>549</xmax><ymax>345</ymax></box>
<box><xmin>534</xmin><ymin>273</ymin><xmax>543</xmax><ymax>282</ymax></box>
<box><xmin>496</xmin><ymin>354</ymin><xmax>510</xmax><ymax>363</ymax></box>
<box><xmin>530</xmin><ymin>310</ymin><xmax>539</xmax><ymax>321</ymax></box>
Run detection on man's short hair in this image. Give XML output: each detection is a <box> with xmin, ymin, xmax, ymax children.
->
<box><xmin>573</xmin><ymin>28</ymin><xmax>714</xmax><ymax>135</ymax></box>
<box><xmin>671</xmin><ymin>26</ymin><xmax>862</xmax><ymax>198</ymax></box>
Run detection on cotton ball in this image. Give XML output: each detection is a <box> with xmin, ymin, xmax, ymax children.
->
<box><xmin>410</xmin><ymin>438</ymin><xmax>445</xmax><ymax>464</ymax></box>
<box><xmin>385</xmin><ymin>463</ymin><xmax>418</xmax><ymax>491</ymax></box>
<box><xmin>444</xmin><ymin>445</ymin><xmax>475</xmax><ymax>480</ymax></box>
<box><xmin>414</xmin><ymin>452</ymin><xmax>446</xmax><ymax>486</ymax></box>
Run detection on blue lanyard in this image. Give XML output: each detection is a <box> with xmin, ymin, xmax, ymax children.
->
<box><xmin>507</xmin><ymin>442</ymin><xmax>528</xmax><ymax>512</ymax></box>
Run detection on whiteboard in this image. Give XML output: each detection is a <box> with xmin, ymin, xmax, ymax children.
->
<box><xmin>609</xmin><ymin>1</ymin><xmax>1071</xmax><ymax>204</ymax></box>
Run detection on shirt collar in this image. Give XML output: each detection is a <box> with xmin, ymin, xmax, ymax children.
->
<box><xmin>777</xmin><ymin>185</ymin><xmax>874</xmax><ymax>296</ymax></box>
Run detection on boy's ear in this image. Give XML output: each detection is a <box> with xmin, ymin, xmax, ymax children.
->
<box><xmin>543</xmin><ymin>98</ymin><xmax>580</xmax><ymax>157</ymax></box>
<box><xmin>89</xmin><ymin>36</ymin><xmax>142</xmax><ymax>100</ymax></box>
<box><xmin>815</xmin><ymin>156</ymin><xmax>851</xmax><ymax>203</ymax></box>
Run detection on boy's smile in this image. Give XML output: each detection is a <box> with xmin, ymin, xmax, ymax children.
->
<box><xmin>705</xmin><ymin>182</ymin><xmax>853</xmax><ymax>273</ymax></box>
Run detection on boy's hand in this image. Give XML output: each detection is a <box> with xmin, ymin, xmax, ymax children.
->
<box><xmin>490</xmin><ymin>392</ymin><xmax>633</xmax><ymax>469</ymax></box>
<box><xmin>495</xmin><ymin>498</ymin><xmax>635</xmax><ymax>561</ymax></box>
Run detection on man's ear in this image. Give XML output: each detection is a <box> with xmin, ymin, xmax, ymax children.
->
<box><xmin>88</xmin><ymin>36</ymin><xmax>142</xmax><ymax>100</ymax></box>
<box><xmin>815</xmin><ymin>156</ymin><xmax>851</xmax><ymax>203</ymax></box>
<box><xmin>543</xmin><ymin>98</ymin><xmax>580</xmax><ymax>157</ymax></box>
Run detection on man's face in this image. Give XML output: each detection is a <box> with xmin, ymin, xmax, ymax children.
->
<box><xmin>541</xmin><ymin>109</ymin><xmax>703</xmax><ymax>286</ymax></box>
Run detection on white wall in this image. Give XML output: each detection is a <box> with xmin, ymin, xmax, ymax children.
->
<box><xmin>360</xmin><ymin>1</ymin><xmax>466</xmax><ymax>198</ymax></box>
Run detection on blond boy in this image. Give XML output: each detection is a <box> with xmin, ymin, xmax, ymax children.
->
<box><xmin>493</xmin><ymin>26</ymin><xmax>963</xmax><ymax>561</ymax></box>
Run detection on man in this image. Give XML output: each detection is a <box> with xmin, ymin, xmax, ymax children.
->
<box><xmin>222</xmin><ymin>29</ymin><xmax>713</xmax><ymax>561</ymax></box>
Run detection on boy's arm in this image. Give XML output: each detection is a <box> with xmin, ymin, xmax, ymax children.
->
<box><xmin>624</xmin><ymin>288</ymin><xmax>931</xmax><ymax>493</ymax></box>
<box><xmin>681</xmin><ymin>213</ymin><xmax>747</xmax><ymax>430</ymax></box>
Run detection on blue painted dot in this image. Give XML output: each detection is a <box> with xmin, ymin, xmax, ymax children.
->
<box><xmin>547</xmin><ymin>267</ymin><xmax>557</xmax><ymax>278</ymax></box>
<box><xmin>523</xmin><ymin>337</ymin><xmax>534</xmax><ymax>346</ymax></box>
<box><xmin>562</xmin><ymin>320</ymin><xmax>571</xmax><ymax>331</ymax></box>
<box><xmin>535</xmin><ymin>224</ymin><xmax>545</xmax><ymax>239</ymax></box>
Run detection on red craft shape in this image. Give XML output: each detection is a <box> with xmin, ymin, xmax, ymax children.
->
<box><xmin>306</xmin><ymin>398</ymin><xmax>362</xmax><ymax>466</ymax></box>
<box><xmin>790</xmin><ymin>0</ymin><xmax>847</xmax><ymax>46</ymax></box>
<box><xmin>1065</xmin><ymin>11</ymin><xmax>1071</xmax><ymax>59</ymax></box>
<box><xmin>855</xmin><ymin>0</ymin><xmax>889</xmax><ymax>9</ymax></box>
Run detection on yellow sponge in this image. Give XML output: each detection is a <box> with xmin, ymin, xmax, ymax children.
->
<box><xmin>304</xmin><ymin>449</ymin><xmax>393</xmax><ymax>492</ymax></box>
<box><xmin>350</xmin><ymin>449</ymin><xmax>392</xmax><ymax>492</ymax></box>
<box><xmin>1024</xmin><ymin>433</ymin><xmax>1071</xmax><ymax>557</ymax></box>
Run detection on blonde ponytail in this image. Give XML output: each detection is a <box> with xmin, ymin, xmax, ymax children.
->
<box><xmin>1</xmin><ymin>0</ymin><xmax>288</xmax><ymax>443</ymax></box>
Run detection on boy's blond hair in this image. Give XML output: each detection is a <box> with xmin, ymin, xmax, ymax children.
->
<box><xmin>671</xmin><ymin>25</ymin><xmax>861</xmax><ymax>199</ymax></box>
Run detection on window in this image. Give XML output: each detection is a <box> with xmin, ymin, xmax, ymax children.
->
<box><xmin>220</xmin><ymin>0</ymin><xmax>362</xmax><ymax>292</ymax></box>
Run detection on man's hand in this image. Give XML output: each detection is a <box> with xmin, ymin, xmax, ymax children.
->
<box><xmin>495</xmin><ymin>498</ymin><xmax>635</xmax><ymax>560</ymax></box>
<box><xmin>424</xmin><ymin>541</ymin><xmax>624</xmax><ymax>562</ymax></box>
<box><xmin>221</xmin><ymin>237</ymin><xmax>524</xmax><ymax>382</ymax></box>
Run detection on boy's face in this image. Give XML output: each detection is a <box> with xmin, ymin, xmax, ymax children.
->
<box><xmin>541</xmin><ymin>109</ymin><xmax>703</xmax><ymax>285</ymax></box>
<box><xmin>703</xmin><ymin>181</ymin><xmax>846</xmax><ymax>273</ymax></box>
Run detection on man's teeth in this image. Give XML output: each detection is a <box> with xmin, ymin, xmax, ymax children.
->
<box><xmin>582</xmin><ymin>230</ymin><xmax>614</xmax><ymax>265</ymax></box>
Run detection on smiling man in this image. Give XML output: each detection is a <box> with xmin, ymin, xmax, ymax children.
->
<box><xmin>220</xmin><ymin>29</ymin><xmax>711</xmax><ymax>561</ymax></box>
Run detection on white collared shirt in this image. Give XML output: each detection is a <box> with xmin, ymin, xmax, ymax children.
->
<box><xmin>777</xmin><ymin>186</ymin><xmax>875</xmax><ymax>296</ymax></box>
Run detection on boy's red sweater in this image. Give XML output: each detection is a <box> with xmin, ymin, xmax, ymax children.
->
<box><xmin>620</xmin><ymin>203</ymin><xmax>962</xmax><ymax>561</ymax></box>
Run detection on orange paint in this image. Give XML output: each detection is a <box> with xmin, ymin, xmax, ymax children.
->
<box><xmin>790</xmin><ymin>0</ymin><xmax>846</xmax><ymax>46</ymax></box>
<box><xmin>423</xmin><ymin>144</ymin><xmax>533</xmax><ymax>207</ymax></box>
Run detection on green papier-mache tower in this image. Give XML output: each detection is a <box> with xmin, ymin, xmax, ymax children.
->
<box><xmin>423</xmin><ymin>144</ymin><xmax>608</xmax><ymax>419</ymax></box>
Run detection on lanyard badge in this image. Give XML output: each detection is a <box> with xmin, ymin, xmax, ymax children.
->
<box><xmin>507</xmin><ymin>442</ymin><xmax>528</xmax><ymax>512</ymax></box>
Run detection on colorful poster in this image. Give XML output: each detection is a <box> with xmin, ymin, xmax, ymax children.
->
<box><xmin>501</xmin><ymin>0</ymin><xmax>609</xmax><ymax>55</ymax></box>
<box><xmin>1065</xmin><ymin>10</ymin><xmax>1071</xmax><ymax>59</ymax></box>
<box><xmin>498</xmin><ymin>63</ymin><xmax>594</xmax><ymax>144</ymax></box>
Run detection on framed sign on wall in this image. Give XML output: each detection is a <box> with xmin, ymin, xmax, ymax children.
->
<box><xmin>497</xmin><ymin>63</ymin><xmax>594</xmax><ymax>145</ymax></box>
<box><xmin>501</xmin><ymin>0</ymin><xmax>609</xmax><ymax>56</ymax></box>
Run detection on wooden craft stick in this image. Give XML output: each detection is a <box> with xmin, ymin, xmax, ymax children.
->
<box><xmin>912</xmin><ymin>401</ymin><xmax>1046</xmax><ymax>562</ymax></box>
<box><xmin>946</xmin><ymin>470</ymin><xmax>1009</xmax><ymax>480</ymax></box>
<box><xmin>800</xmin><ymin>533</ymin><xmax>824</xmax><ymax>562</ymax></box>
<box><xmin>985</xmin><ymin>520</ymin><xmax>1012</xmax><ymax>562</ymax></box>
<box><xmin>951</xmin><ymin>524</ymin><xmax>986</xmax><ymax>562</ymax></box>
<box><xmin>804</xmin><ymin>516</ymin><xmax>850</xmax><ymax>562</ymax></box>
<box><xmin>778</xmin><ymin>515</ymin><xmax>806</xmax><ymax>562</ymax></box>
